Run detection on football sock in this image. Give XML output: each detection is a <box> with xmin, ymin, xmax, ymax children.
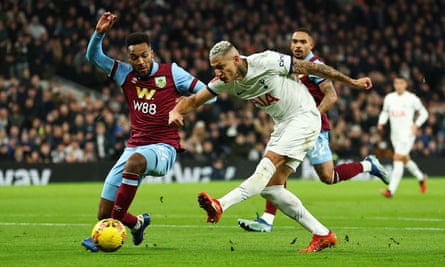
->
<box><xmin>332</xmin><ymin>162</ymin><xmax>364</xmax><ymax>183</ymax></box>
<box><xmin>388</xmin><ymin>161</ymin><xmax>404</xmax><ymax>194</ymax></box>
<box><xmin>132</xmin><ymin>215</ymin><xmax>143</xmax><ymax>232</ymax></box>
<box><xmin>361</xmin><ymin>160</ymin><xmax>372</xmax><ymax>172</ymax></box>
<box><xmin>264</xmin><ymin>199</ymin><xmax>278</xmax><ymax>215</ymax></box>
<box><xmin>261</xmin><ymin>181</ymin><xmax>287</xmax><ymax>224</ymax></box>
<box><xmin>262</xmin><ymin>200</ymin><xmax>278</xmax><ymax>224</ymax></box>
<box><xmin>219</xmin><ymin>157</ymin><xmax>276</xmax><ymax>211</ymax></box>
<box><xmin>261</xmin><ymin>185</ymin><xmax>329</xmax><ymax>236</ymax></box>
<box><xmin>405</xmin><ymin>160</ymin><xmax>424</xmax><ymax>181</ymax></box>
<box><xmin>111</xmin><ymin>172</ymin><xmax>139</xmax><ymax>228</ymax></box>
<box><xmin>261</xmin><ymin>212</ymin><xmax>276</xmax><ymax>225</ymax></box>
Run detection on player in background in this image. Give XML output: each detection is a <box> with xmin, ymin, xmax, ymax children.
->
<box><xmin>377</xmin><ymin>76</ymin><xmax>428</xmax><ymax>198</ymax></box>
<box><xmin>237</xmin><ymin>28</ymin><xmax>389</xmax><ymax>233</ymax></box>
<box><xmin>81</xmin><ymin>12</ymin><xmax>210</xmax><ymax>252</ymax></box>
<box><xmin>169</xmin><ymin>40</ymin><xmax>373</xmax><ymax>252</ymax></box>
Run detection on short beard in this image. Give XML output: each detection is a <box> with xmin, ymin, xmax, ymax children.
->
<box><xmin>235</xmin><ymin>64</ymin><xmax>247</xmax><ymax>80</ymax></box>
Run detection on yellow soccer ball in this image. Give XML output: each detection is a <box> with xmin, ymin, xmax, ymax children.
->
<box><xmin>91</xmin><ymin>218</ymin><xmax>127</xmax><ymax>252</ymax></box>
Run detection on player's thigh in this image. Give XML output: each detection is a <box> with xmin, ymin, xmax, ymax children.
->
<box><xmin>136</xmin><ymin>143</ymin><xmax>177</xmax><ymax>176</ymax></box>
<box><xmin>266</xmin><ymin>113</ymin><xmax>320</xmax><ymax>164</ymax></box>
<box><xmin>391</xmin><ymin>136</ymin><xmax>415</xmax><ymax>156</ymax></box>
<box><xmin>306</xmin><ymin>131</ymin><xmax>333</xmax><ymax>164</ymax></box>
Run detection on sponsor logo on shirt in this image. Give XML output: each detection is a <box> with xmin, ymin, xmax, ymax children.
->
<box><xmin>249</xmin><ymin>93</ymin><xmax>280</xmax><ymax>107</ymax></box>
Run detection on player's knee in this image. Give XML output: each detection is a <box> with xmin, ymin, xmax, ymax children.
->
<box><xmin>125</xmin><ymin>153</ymin><xmax>146</xmax><ymax>174</ymax></box>
<box><xmin>318</xmin><ymin>173</ymin><xmax>333</xmax><ymax>184</ymax></box>
<box><xmin>260</xmin><ymin>186</ymin><xmax>277</xmax><ymax>199</ymax></box>
<box><xmin>260</xmin><ymin>188</ymin><xmax>271</xmax><ymax>199</ymax></box>
<box><xmin>319</xmin><ymin>176</ymin><xmax>332</xmax><ymax>184</ymax></box>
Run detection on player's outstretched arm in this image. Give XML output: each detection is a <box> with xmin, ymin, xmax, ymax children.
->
<box><xmin>292</xmin><ymin>58</ymin><xmax>372</xmax><ymax>90</ymax></box>
<box><xmin>169</xmin><ymin>89</ymin><xmax>214</xmax><ymax>128</ymax></box>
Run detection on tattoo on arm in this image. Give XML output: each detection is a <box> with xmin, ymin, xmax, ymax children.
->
<box><xmin>292</xmin><ymin>59</ymin><xmax>353</xmax><ymax>84</ymax></box>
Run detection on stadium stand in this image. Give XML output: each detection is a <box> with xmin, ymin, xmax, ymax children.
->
<box><xmin>0</xmin><ymin>0</ymin><xmax>444</xmax><ymax>164</ymax></box>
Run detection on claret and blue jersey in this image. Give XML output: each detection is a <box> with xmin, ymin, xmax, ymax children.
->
<box><xmin>86</xmin><ymin>31</ymin><xmax>207</xmax><ymax>150</ymax></box>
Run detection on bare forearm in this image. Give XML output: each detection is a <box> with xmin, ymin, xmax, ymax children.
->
<box><xmin>293</xmin><ymin>59</ymin><xmax>353</xmax><ymax>85</ymax></box>
<box><xmin>318</xmin><ymin>95</ymin><xmax>336</xmax><ymax>114</ymax></box>
<box><xmin>318</xmin><ymin>81</ymin><xmax>338</xmax><ymax>114</ymax></box>
<box><xmin>173</xmin><ymin>98</ymin><xmax>197</xmax><ymax>115</ymax></box>
<box><xmin>169</xmin><ymin>94</ymin><xmax>208</xmax><ymax>128</ymax></box>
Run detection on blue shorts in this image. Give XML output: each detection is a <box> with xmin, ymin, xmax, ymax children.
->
<box><xmin>306</xmin><ymin>131</ymin><xmax>333</xmax><ymax>165</ymax></box>
<box><xmin>101</xmin><ymin>143</ymin><xmax>176</xmax><ymax>201</ymax></box>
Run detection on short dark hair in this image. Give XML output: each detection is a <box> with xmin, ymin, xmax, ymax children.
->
<box><xmin>126</xmin><ymin>32</ymin><xmax>151</xmax><ymax>47</ymax></box>
<box><xmin>294</xmin><ymin>27</ymin><xmax>312</xmax><ymax>36</ymax></box>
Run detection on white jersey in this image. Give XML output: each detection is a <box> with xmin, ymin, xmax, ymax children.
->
<box><xmin>208</xmin><ymin>50</ymin><xmax>320</xmax><ymax>165</ymax></box>
<box><xmin>378</xmin><ymin>91</ymin><xmax>428</xmax><ymax>141</ymax></box>
<box><xmin>208</xmin><ymin>50</ymin><xmax>318</xmax><ymax>123</ymax></box>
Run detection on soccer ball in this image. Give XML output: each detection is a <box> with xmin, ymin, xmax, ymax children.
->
<box><xmin>91</xmin><ymin>218</ymin><xmax>127</xmax><ymax>252</ymax></box>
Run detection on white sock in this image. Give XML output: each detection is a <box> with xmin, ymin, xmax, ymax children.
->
<box><xmin>261</xmin><ymin>185</ymin><xmax>329</xmax><ymax>235</ymax></box>
<box><xmin>361</xmin><ymin>160</ymin><xmax>372</xmax><ymax>172</ymax></box>
<box><xmin>219</xmin><ymin>158</ymin><xmax>276</xmax><ymax>211</ymax></box>
<box><xmin>405</xmin><ymin>160</ymin><xmax>424</xmax><ymax>181</ymax></box>
<box><xmin>388</xmin><ymin>161</ymin><xmax>404</xmax><ymax>194</ymax></box>
<box><xmin>261</xmin><ymin>212</ymin><xmax>276</xmax><ymax>225</ymax></box>
<box><xmin>132</xmin><ymin>215</ymin><xmax>143</xmax><ymax>232</ymax></box>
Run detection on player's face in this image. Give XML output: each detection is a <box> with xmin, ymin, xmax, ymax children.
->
<box><xmin>127</xmin><ymin>43</ymin><xmax>154</xmax><ymax>77</ymax></box>
<box><xmin>393</xmin><ymin>78</ymin><xmax>407</xmax><ymax>94</ymax></box>
<box><xmin>290</xmin><ymin>31</ymin><xmax>314</xmax><ymax>59</ymax></box>
<box><xmin>210</xmin><ymin>54</ymin><xmax>240</xmax><ymax>83</ymax></box>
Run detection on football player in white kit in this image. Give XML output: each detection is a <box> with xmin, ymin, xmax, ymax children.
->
<box><xmin>377</xmin><ymin>76</ymin><xmax>428</xmax><ymax>198</ymax></box>
<box><xmin>169</xmin><ymin>41</ymin><xmax>372</xmax><ymax>252</ymax></box>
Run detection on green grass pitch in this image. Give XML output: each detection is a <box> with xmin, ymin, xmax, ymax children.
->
<box><xmin>0</xmin><ymin>178</ymin><xmax>444</xmax><ymax>267</ymax></box>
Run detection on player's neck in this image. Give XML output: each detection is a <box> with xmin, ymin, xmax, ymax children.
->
<box><xmin>235</xmin><ymin>59</ymin><xmax>248</xmax><ymax>80</ymax></box>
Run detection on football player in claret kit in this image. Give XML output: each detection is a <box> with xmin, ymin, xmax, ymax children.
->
<box><xmin>378</xmin><ymin>76</ymin><xmax>428</xmax><ymax>198</ymax></box>
<box><xmin>81</xmin><ymin>11</ymin><xmax>211</xmax><ymax>252</ymax></box>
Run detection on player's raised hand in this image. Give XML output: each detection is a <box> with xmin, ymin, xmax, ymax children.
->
<box><xmin>352</xmin><ymin>77</ymin><xmax>373</xmax><ymax>90</ymax></box>
<box><xmin>96</xmin><ymin>12</ymin><xmax>117</xmax><ymax>34</ymax></box>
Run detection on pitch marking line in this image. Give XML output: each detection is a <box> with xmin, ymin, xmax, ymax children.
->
<box><xmin>0</xmin><ymin>222</ymin><xmax>444</xmax><ymax>231</ymax></box>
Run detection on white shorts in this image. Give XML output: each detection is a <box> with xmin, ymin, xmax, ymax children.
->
<box><xmin>391</xmin><ymin>135</ymin><xmax>415</xmax><ymax>155</ymax></box>
<box><xmin>265</xmin><ymin>110</ymin><xmax>321</xmax><ymax>172</ymax></box>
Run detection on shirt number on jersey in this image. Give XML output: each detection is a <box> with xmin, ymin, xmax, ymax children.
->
<box><xmin>133</xmin><ymin>100</ymin><xmax>157</xmax><ymax>115</ymax></box>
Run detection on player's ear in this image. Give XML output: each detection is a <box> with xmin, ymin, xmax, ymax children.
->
<box><xmin>233</xmin><ymin>54</ymin><xmax>240</xmax><ymax>63</ymax></box>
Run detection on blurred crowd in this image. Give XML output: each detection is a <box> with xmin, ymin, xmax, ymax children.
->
<box><xmin>0</xmin><ymin>0</ymin><xmax>444</xmax><ymax>165</ymax></box>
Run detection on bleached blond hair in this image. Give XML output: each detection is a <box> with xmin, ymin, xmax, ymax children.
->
<box><xmin>209</xmin><ymin>41</ymin><xmax>234</xmax><ymax>60</ymax></box>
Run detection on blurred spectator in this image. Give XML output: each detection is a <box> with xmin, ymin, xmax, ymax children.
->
<box><xmin>51</xmin><ymin>143</ymin><xmax>66</xmax><ymax>163</ymax></box>
<box><xmin>0</xmin><ymin>0</ymin><xmax>444</xmax><ymax>165</ymax></box>
<box><xmin>83</xmin><ymin>141</ymin><xmax>97</xmax><ymax>162</ymax></box>
<box><xmin>13</xmin><ymin>144</ymin><xmax>26</xmax><ymax>163</ymax></box>
<box><xmin>12</xmin><ymin>33</ymin><xmax>29</xmax><ymax>79</ymax></box>
<box><xmin>0</xmin><ymin>143</ymin><xmax>13</xmax><ymax>161</ymax></box>
<box><xmin>210</xmin><ymin>158</ymin><xmax>226</xmax><ymax>180</ymax></box>
<box><xmin>40</xmin><ymin>142</ymin><xmax>52</xmax><ymax>163</ymax></box>
<box><xmin>93</xmin><ymin>121</ymin><xmax>113</xmax><ymax>161</ymax></box>
<box><xmin>65</xmin><ymin>139</ymin><xmax>84</xmax><ymax>162</ymax></box>
<box><xmin>27</xmin><ymin>16</ymin><xmax>47</xmax><ymax>41</ymax></box>
<box><xmin>0</xmin><ymin>107</ymin><xmax>8</xmax><ymax>129</ymax></box>
<box><xmin>0</xmin><ymin>126</ymin><xmax>8</xmax><ymax>145</ymax></box>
